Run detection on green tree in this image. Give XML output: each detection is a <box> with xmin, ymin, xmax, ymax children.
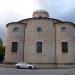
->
<box><xmin>0</xmin><ymin>38</ymin><xmax>5</xmax><ymax>62</ymax></box>
<box><xmin>0</xmin><ymin>38</ymin><xmax>3</xmax><ymax>46</ymax></box>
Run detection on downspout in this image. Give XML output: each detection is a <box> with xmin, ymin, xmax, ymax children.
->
<box><xmin>23</xmin><ymin>22</ymin><xmax>27</xmax><ymax>62</ymax></box>
<box><xmin>53</xmin><ymin>20</ymin><xmax>57</xmax><ymax>67</ymax></box>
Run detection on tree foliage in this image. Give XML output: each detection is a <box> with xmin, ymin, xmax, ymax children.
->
<box><xmin>0</xmin><ymin>38</ymin><xmax>3</xmax><ymax>46</ymax></box>
<box><xmin>0</xmin><ymin>38</ymin><xmax>5</xmax><ymax>62</ymax></box>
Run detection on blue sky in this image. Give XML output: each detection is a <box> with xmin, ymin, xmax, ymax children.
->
<box><xmin>0</xmin><ymin>0</ymin><xmax>75</xmax><ymax>45</ymax></box>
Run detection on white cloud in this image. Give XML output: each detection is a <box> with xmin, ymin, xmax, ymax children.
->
<box><xmin>35</xmin><ymin>0</ymin><xmax>75</xmax><ymax>22</ymax></box>
<box><xmin>0</xmin><ymin>0</ymin><xmax>75</xmax><ymax>44</ymax></box>
<box><xmin>0</xmin><ymin>0</ymin><xmax>40</xmax><ymax>44</ymax></box>
<box><xmin>0</xmin><ymin>0</ymin><xmax>40</xmax><ymax>27</ymax></box>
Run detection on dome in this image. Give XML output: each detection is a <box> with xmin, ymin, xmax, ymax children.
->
<box><xmin>32</xmin><ymin>10</ymin><xmax>49</xmax><ymax>18</ymax></box>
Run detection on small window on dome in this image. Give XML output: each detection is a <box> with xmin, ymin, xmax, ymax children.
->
<box><xmin>38</xmin><ymin>15</ymin><xmax>42</xmax><ymax>18</ymax></box>
<box><xmin>37</xmin><ymin>27</ymin><xmax>42</xmax><ymax>32</ymax></box>
<box><xmin>13</xmin><ymin>27</ymin><xmax>19</xmax><ymax>32</ymax></box>
<box><xmin>61</xmin><ymin>27</ymin><xmax>66</xmax><ymax>32</ymax></box>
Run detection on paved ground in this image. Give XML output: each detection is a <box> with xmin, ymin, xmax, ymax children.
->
<box><xmin>0</xmin><ymin>64</ymin><xmax>75</xmax><ymax>75</ymax></box>
<box><xmin>0</xmin><ymin>67</ymin><xmax>75</xmax><ymax>75</ymax></box>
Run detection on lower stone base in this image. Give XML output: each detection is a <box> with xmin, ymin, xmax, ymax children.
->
<box><xmin>31</xmin><ymin>63</ymin><xmax>75</xmax><ymax>69</ymax></box>
<box><xmin>0</xmin><ymin>63</ymin><xmax>75</xmax><ymax>69</ymax></box>
<box><xmin>3</xmin><ymin>60</ymin><xmax>75</xmax><ymax>68</ymax></box>
<box><xmin>3</xmin><ymin>60</ymin><xmax>17</xmax><ymax>64</ymax></box>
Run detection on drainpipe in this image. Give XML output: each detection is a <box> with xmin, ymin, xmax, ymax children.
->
<box><xmin>23</xmin><ymin>22</ymin><xmax>27</xmax><ymax>62</ymax></box>
<box><xmin>53</xmin><ymin>20</ymin><xmax>57</xmax><ymax>67</ymax></box>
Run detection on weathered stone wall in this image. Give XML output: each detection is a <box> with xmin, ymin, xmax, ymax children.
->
<box><xmin>24</xmin><ymin>19</ymin><xmax>55</xmax><ymax>63</ymax></box>
<box><xmin>55</xmin><ymin>23</ymin><xmax>75</xmax><ymax>63</ymax></box>
<box><xmin>5</xmin><ymin>23</ymin><xmax>25</xmax><ymax>63</ymax></box>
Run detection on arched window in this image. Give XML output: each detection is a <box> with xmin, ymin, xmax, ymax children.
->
<box><xmin>37</xmin><ymin>27</ymin><xmax>42</xmax><ymax>32</ymax></box>
<box><xmin>61</xmin><ymin>27</ymin><xmax>66</xmax><ymax>32</ymax></box>
<box><xmin>13</xmin><ymin>27</ymin><xmax>19</xmax><ymax>32</ymax></box>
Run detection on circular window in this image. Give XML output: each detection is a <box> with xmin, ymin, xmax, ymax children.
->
<box><xmin>37</xmin><ymin>27</ymin><xmax>42</xmax><ymax>32</ymax></box>
<box><xmin>61</xmin><ymin>27</ymin><xmax>66</xmax><ymax>32</ymax></box>
<box><xmin>13</xmin><ymin>27</ymin><xmax>19</xmax><ymax>32</ymax></box>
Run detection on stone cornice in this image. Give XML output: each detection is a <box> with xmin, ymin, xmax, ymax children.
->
<box><xmin>6</xmin><ymin>22</ymin><xmax>26</xmax><ymax>27</ymax></box>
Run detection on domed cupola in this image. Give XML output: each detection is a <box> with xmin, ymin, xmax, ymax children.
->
<box><xmin>32</xmin><ymin>10</ymin><xmax>49</xmax><ymax>18</ymax></box>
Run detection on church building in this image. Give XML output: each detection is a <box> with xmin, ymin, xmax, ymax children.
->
<box><xmin>5</xmin><ymin>10</ymin><xmax>75</xmax><ymax>64</ymax></box>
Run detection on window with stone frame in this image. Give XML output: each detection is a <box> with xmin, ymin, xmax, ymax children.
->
<box><xmin>62</xmin><ymin>42</ymin><xmax>68</xmax><ymax>53</ymax></box>
<box><xmin>12</xmin><ymin>42</ymin><xmax>18</xmax><ymax>52</ymax></box>
<box><xmin>36</xmin><ymin>42</ymin><xmax>42</xmax><ymax>53</ymax></box>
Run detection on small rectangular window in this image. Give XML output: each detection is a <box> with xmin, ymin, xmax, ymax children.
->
<box><xmin>37</xmin><ymin>42</ymin><xmax>42</xmax><ymax>53</ymax></box>
<box><xmin>12</xmin><ymin>42</ymin><xmax>18</xmax><ymax>52</ymax></box>
<box><xmin>62</xmin><ymin>42</ymin><xmax>68</xmax><ymax>53</ymax></box>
